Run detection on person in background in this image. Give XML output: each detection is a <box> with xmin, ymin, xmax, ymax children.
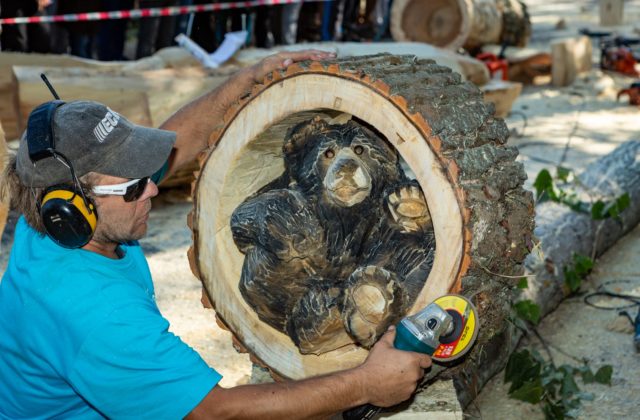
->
<box><xmin>0</xmin><ymin>0</ymin><xmax>51</xmax><ymax>53</ymax></box>
<box><xmin>97</xmin><ymin>0</ymin><xmax>135</xmax><ymax>61</ymax></box>
<box><xmin>136</xmin><ymin>0</ymin><xmax>179</xmax><ymax>59</ymax></box>
<box><xmin>56</xmin><ymin>0</ymin><xmax>101</xmax><ymax>58</ymax></box>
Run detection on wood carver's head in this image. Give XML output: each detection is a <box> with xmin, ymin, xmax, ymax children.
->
<box><xmin>283</xmin><ymin>116</ymin><xmax>402</xmax><ymax>208</ymax></box>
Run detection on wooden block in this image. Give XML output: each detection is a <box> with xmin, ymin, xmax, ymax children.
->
<box><xmin>600</xmin><ymin>0</ymin><xmax>624</xmax><ymax>26</ymax></box>
<box><xmin>551</xmin><ymin>36</ymin><xmax>593</xmax><ymax>87</ymax></box>
<box><xmin>385</xmin><ymin>380</ymin><xmax>463</xmax><ymax>419</ymax></box>
<box><xmin>12</xmin><ymin>66</ymin><xmax>232</xmax><ymax>131</ymax></box>
<box><xmin>0</xmin><ymin>52</ymin><xmax>122</xmax><ymax>141</ymax></box>
<box><xmin>482</xmin><ymin>80</ymin><xmax>523</xmax><ymax>118</ymax></box>
<box><xmin>13</xmin><ymin>66</ymin><xmax>153</xmax><ymax>130</ymax></box>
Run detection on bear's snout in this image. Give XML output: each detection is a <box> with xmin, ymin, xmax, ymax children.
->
<box><xmin>323</xmin><ymin>150</ymin><xmax>372</xmax><ymax>207</ymax></box>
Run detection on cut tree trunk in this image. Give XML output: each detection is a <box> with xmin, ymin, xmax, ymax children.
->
<box><xmin>188</xmin><ymin>54</ymin><xmax>534</xmax><ymax>405</ymax></box>
<box><xmin>524</xmin><ymin>141</ymin><xmax>640</xmax><ymax>318</ymax></box>
<box><xmin>390</xmin><ymin>0</ymin><xmax>531</xmax><ymax>52</ymax></box>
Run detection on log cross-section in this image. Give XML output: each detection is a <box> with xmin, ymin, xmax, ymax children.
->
<box><xmin>188</xmin><ymin>55</ymin><xmax>534</xmax><ymax>399</ymax></box>
<box><xmin>390</xmin><ymin>0</ymin><xmax>531</xmax><ymax>51</ymax></box>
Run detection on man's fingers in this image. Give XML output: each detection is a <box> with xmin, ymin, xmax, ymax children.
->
<box><xmin>419</xmin><ymin>355</ymin><xmax>432</xmax><ymax>369</ymax></box>
<box><xmin>377</xmin><ymin>325</ymin><xmax>397</xmax><ymax>346</ymax></box>
<box><xmin>279</xmin><ymin>49</ymin><xmax>336</xmax><ymax>64</ymax></box>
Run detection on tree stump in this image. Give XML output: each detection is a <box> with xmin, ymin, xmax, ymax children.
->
<box><xmin>390</xmin><ymin>0</ymin><xmax>531</xmax><ymax>52</ymax></box>
<box><xmin>188</xmin><ymin>54</ymin><xmax>534</xmax><ymax>405</ymax></box>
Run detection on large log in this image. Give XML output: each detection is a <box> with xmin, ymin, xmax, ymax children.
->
<box><xmin>524</xmin><ymin>141</ymin><xmax>640</xmax><ymax>318</ymax></box>
<box><xmin>390</xmin><ymin>0</ymin><xmax>531</xmax><ymax>51</ymax></box>
<box><xmin>188</xmin><ymin>54</ymin><xmax>534</xmax><ymax>407</ymax></box>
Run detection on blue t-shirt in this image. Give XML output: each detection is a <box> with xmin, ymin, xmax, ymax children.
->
<box><xmin>0</xmin><ymin>216</ymin><xmax>221</xmax><ymax>416</ymax></box>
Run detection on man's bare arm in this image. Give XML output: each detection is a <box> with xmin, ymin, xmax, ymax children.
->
<box><xmin>159</xmin><ymin>50</ymin><xmax>336</xmax><ymax>179</ymax></box>
<box><xmin>186</xmin><ymin>328</ymin><xmax>432</xmax><ymax>420</ymax></box>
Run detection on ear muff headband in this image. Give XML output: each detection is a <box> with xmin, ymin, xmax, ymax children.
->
<box><xmin>40</xmin><ymin>187</ymin><xmax>97</xmax><ymax>249</ymax></box>
<box><xmin>27</xmin><ymin>100</ymin><xmax>99</xmax><ymax>248</ymax></box>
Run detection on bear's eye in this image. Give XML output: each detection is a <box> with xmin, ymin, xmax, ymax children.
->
<box><xmin>324</xmin><ymin>149</ymin><xmax>335</xmax><ymax>159</ymax></box>
<box><xmin>353</xmin><ymin>145</ymin><xmax>364</xmax><ymax>155</ymax></box>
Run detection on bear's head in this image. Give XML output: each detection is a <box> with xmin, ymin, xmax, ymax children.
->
<box><xmin>283</xmin><ymin>117</ymin><xmax>403</xmax><ymax>208</ymax></box>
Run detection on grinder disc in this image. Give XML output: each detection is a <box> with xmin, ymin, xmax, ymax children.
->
<box><xmin>432</xmin><ymin>294</ymin><xmax>479</xmax><ymax>362</ymax></box>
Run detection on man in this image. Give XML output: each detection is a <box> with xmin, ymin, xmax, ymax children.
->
<box><xmin>0</xmin><ymin>50</ymin><xmax>431</xmax><ymax>418</ymax></box>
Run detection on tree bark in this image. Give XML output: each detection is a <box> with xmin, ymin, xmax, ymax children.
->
<box><xmin>188</xmin><ymin>54</ymin><xmax>534</xmax><ymax>405</ymax></box>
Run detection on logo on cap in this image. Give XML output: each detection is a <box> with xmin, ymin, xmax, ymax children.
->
<box><xmin>93</xmin><ymin>108</ymin><xmax>120</xmax><ymax>143</ymax></box>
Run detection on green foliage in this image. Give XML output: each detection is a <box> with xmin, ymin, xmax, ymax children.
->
<box><xmin>514</xmin><ymin>299</ymin><xmax>541</xmax><ymax>325</ymax></box>
<box><xmin>591</xmin><ymin>193</ymin><xmax>631</xmax><ymax>221</ymax></box>
<box><xmin>533</xmin><ymin>169</ymin><xmax>589</xmax><ymax>213</ymax></box>
<box><xmin>505</xmin><ymin>350</ymin><xmax>613</xmax><ymax>419</ymax></box>
<box><xmin>563</xmin><ymin>253</ymin><xmax>594</xmax><ymax>293</ymax></box>
<box><xmin>533</xmin><ymin>168</ymin><xmax>630</xmax><ymax>220</ymax></box>
<box><xmin>517</xmin><ymin>277</ymin><xmax>529</xmax><ymax>289</ymax></box>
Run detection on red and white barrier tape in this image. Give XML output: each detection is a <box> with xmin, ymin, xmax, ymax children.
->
<box><xmin>0</xmin><ymin>0</ymin><xmax>328</xmax><ymax>25</ymax></box>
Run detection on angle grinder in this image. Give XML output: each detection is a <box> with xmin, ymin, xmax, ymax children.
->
<box><xmin>343</xmin><ymin>294</ymin><xmax>479</xmax><ymax>420</ymax></box>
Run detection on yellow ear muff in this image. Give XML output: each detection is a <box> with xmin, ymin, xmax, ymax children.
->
<box><xmin>40</xmin><ymin>187</ymin><xmax>97</xmax><ymax>249</ymax></box>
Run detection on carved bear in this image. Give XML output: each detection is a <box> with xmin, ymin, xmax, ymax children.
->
<box><xmin>230</xmin><ymin>116</ymin><xmax>436</xmax><ymax>354</ymax></box>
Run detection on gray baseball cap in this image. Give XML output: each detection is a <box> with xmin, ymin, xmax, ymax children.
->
<box><xmin>17</xmin><ymin>100</ymin><xmax>176</xmax><ymax>188</ymax></box>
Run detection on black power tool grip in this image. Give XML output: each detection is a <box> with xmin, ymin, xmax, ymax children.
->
<box><xmin>342</xmin><ymin>403</ymin><xmax>381</xmax><ymax>420</ymax></box>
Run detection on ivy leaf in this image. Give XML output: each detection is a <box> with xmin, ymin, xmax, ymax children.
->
<box><xmin>578</xmin><ymin>367</ymin><xmax>595</xmax><ymax>384</ymax></box>
<box><xmin>506</xmin><ymin>350</ymin><xmax>541</xmax><ymax>392</ymax></box>
<box><xmin>556</xmin><ymin>166</ymin><xmax>572</xmax><ymax>182</ymax></box>
<box><xmin>517</xmin><ymin>277</ymin><xmax>529</xmax><ymax>289</ymax></box>
<box><xmin>591</xmin><ymin>193</ymin><xmax>630</xmax><ymax>221</ymax></box>
<box><xmin>534</xmin><ymin>169</ymin><xmax>554</xmax><ymax>201</ymax></box>
<box><xmin>561</xmin><ymin>369</ymin><xmax>579</xmax><ymax>396</ymax></box>
<box><xmin>573</xmin><ymin>254</ymin><xmax>593</xmax><ymax>277</ymax></box>
<box><xmin>594</xmin><ymin>366</ymin><xmax>613</xmax><ymax>385</ymax></box>
<box><xmin>543</xmin><ymin>400</ymin><xmax>566</xmax><ymax>420</ymax></box>
<box><xmin>564</xmin><ymin>268</ymin><xmax>581</xmax><ymax>293</ymax></box>
<box><xmin>591</xmin><ymin>200</ymin><xmax>606</xmax><ymax>220</ymax></box>
<box><xmin>564</xmin><ymin>254</ymin><xmax>593</xmax><ymax>293</ymax></box>
<box><xmin>616</xmin><ymin>193</ymin><xmax>631</xmax><ymax>212</ymax></box>
<box><xmin>510</xmin><ymin>379</ymin><xmax>545</xmax><ymax>404</ymax></box>
<box><xmin>514</xmin><ymin>300</ymin><xmax>541</xmax><ymax>324</ymax></box>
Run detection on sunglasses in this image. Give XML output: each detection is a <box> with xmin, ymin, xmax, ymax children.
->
<box><xmin>92</xmin><ymin>177</ymin><xmax>150</xmax><ymax>202</ymax></box>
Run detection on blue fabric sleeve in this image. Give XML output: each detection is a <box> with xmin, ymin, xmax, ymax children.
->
<box><xmin>68</xmin><ymin>302</ymin><xmax>221</xmax><ymax>419</ymax></box>
<box><xmin>151</xmin><ymin>160</ymin><xmax>170</xmax><ymax>185</ymax></box>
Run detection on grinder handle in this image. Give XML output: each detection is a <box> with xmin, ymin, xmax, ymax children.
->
<box><xmin>342</xmin><ymin>404</ymin><xmax>381</xmax><ymax>420</ymax></box>
<box><xmin>343</xmin><ymin>323</ymin><xmax>434</xmax><ymax>420</ymax></box>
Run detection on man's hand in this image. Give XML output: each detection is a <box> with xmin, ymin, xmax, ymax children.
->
<box><xmin>355</xmin><ymin>326</ymin><xmax>432</xmax><ymax>407</ymax></box>
<box><xmin>250</xmin><ymin>50</ymin><xmax>337</xmax><ymax>83</ymax></box>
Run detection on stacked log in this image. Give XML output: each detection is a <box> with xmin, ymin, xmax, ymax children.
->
<box><xmin>390</xmin><ymin>0</ymin><xmax>531</xmax><ymax>51</ymax></box>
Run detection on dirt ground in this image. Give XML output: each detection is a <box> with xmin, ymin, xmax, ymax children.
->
<box><xmin>2</xmin><ymin>0</ymin><xmax>640</xmax><ymax>417</ymax></box>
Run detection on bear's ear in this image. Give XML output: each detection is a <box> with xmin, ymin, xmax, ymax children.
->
<box><xmin>283</xmin><ymin>116</ymin><xmax>330</xmax><ymax>155</ymax></box>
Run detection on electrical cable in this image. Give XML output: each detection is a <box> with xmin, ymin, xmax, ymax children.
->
<box><xmin>583</xmin><ymin>279</ymin><xmax>640</xmax><ymax>312</ymax></box>
<box><xmin>583</xmin><ymin>278</ymin><xmax>640</xmax><ymax>349</ymax></box>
